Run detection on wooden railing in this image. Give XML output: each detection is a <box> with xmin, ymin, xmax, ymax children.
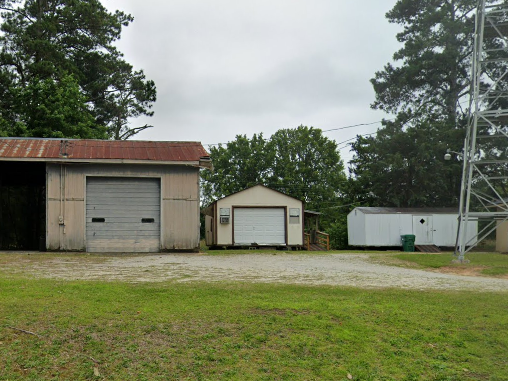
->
<box><xmin>303</xmin><ymin>231</ymin><xmax>329</xmax><ymax>251</ymax></box>
<box><xmin>303</xmin><ymin>233</ymin><xmax>311</xmax><ymax>251</ymax></box>
<box><xmin>316</xmin><ymin>231</ymin><xmax>330</xmax><ymax>251</ymax></box>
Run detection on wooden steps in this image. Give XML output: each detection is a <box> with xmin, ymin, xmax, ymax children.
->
<box><xmin>308</xmin><ymin>243</ymin><xmax>328</xmax><ymax>251</ymax></box>
<box><xmin>415</xmin><ymin>245</ymin><xmax>441</xmax><ymax>253</ymax></box>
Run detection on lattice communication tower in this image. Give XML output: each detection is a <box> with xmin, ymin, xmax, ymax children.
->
<box><xmin>458</xmin><ymin>0</ymin><xmax>508</xmax><ymax>259</ymax></box>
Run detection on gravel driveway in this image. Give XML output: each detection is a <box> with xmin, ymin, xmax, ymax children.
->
<box><xmin>5</xmin><ymin>252</ymin><xmax>508</xmax><ymax>291</ymax></box>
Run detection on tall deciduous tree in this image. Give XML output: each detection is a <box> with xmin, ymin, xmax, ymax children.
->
<box><xmin>350</xmin><ymin>0</ymin><xmax>508</xmax><ymax>208</ymax></box>
<box><xmin>268</xmin><ymin>126</ymin><xmax>346</xmax><ymax>212</ymax></box>
<box><xmin>201</xmin><ymin>133</ymin><xmax>273</xmax><ymax>206</ymax></box>
<box><xmin>0</xmin><ymin>0</ymin><xmax>156</xmax><ymax>139</ymax></box>
<box><xmin>201</xmin><ymin>126</ymin><xmax>346</xmax><ymax>229</ymax></box>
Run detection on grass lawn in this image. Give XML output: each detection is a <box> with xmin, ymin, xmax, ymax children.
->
<box><xmin>391</xmin><ymin>253</ymin><xmax>508</xmax><ymax>277</ymax></box>
<box><xmin>1</xmin><ymin>272</ymin><xmax>508</xmax><ymax>380</ymax></box>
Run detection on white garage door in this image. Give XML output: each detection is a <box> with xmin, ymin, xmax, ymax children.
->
<box><xmin>234</xmin><ymin>208</ymin><xmax>286</xmax><ymax>245</ymax></box>
<box><xmin>86</xmin><ymin>177</ymin><xmax>160</xmax><ymax>253</ymax></box>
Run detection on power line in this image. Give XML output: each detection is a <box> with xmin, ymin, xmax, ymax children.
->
<box><xmin>204</xmin><ymin>120</ymin><xmax>386</xmax><ymax>147</ymax></box>
<box><xmin>321</xmin><ymin>119</ymin><xmax>392</xmax><ymax>133</ymax></box>
<box><xmin>337</xmin><ymin>132</ymin><xmax>377</xmax><ymax>150</ymax></box>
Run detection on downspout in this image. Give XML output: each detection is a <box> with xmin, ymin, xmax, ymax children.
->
<box><xmin>63</xmin><ymin>165</ymin><xmax>66</xmax><ymax>236</ymax></box>
<box><xmin>198</xmin><ymin>173</ymin><xmax>200</xmax><ymax>250</ymax></box>
<box><xmin>59</xmin><ymin>164</ymin><xmax>66</xmax><ymax>249</ymax></box>
<box><xmin>58</xmin><ymin>140</ymin><xmax>68</xmax><ymax>250</ymax></box>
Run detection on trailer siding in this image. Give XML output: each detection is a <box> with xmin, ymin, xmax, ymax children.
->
<box><xmin>347</xmin><ymin>207</ymin><xmax>478</xmax><ymax>247</ymax></box>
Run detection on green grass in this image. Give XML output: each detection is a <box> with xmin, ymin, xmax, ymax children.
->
<box><xmin>1</xmin><ymin>273</ymin><xmax>508</xmax><ymax>380</ymax></box>
<box><xmin>393</xmin><ymin>253</ymin><xmax>508</xmax><ymax>276</ymax></box>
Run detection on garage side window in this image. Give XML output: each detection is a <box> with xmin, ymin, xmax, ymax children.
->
<box><xmin>289</xmin><ymin>208</ymin><xmax>300</xmax><ymax>224</ymax></box>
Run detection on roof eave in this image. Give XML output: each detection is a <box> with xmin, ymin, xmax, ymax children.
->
<box><xmin>199</xmin><ymin>156</ymin><xmax>213</xmax><ymax>170</ymax></box>
<box><xmin>0</xmin><ymin>157</ymin><xmax>204</xmax><ymax>166</ymax></box>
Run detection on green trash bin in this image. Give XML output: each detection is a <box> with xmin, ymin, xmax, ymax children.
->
<box><xmin>401</xmin><ymin>234</ymin><xmax>415</xmax><ymax>252</ymax></box>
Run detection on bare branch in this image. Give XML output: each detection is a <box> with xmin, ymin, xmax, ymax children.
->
<box><xmin>118</xmin><ymin>124</ymin><xmax>153</xmax><ymax>140</ymax></box>
<box><xmin>0</xmin><ymin>6</ymin><xmax>34</xmax><ymax>23</ymax></box>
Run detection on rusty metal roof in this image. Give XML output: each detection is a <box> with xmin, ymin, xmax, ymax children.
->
<box><xmin>354</xmin><ymin>207</ymin><xmax>457</xmax><ymax>214</ymax></box>
<box><xmin>0</xmin><ymin>138</ymin><xmax>210</xmax><ymax>164</ymax></box>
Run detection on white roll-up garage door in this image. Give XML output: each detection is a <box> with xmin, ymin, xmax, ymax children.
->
<box><xmin>234</xmin><ymin>208</ymin><xmax>286</xmax><ymax>245</ymax></box>
<box><xmin>86</xmin><ymin>177</ymin><xmax>160</xmax><ymax>252</ymax></box>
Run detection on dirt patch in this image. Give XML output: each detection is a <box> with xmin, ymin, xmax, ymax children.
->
<box><xmin>435</xmin><ymin>266</ymin><xmax>487</xmax><ymax>277</ymax></box>
<box><xmin>435</xmin><ymin>265</ymin><xmax>508</xmax><ymax>279</ymax></box>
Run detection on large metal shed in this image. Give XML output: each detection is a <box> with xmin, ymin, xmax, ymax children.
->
<box><xmin>0</xmin><ymin>138</ymin><xmax>211</xmax><ymax>252</ymax></box>
<box><xmin>203</xmin><ymin>185</ymin><xmax>304</xmax><ymax>248</ymax></box>
<box><xmin>347</xmin><ymin>207</ymin><xmax>478</xmax><ymax>248</ymax></box>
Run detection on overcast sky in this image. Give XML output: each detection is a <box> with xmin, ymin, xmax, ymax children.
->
<box><xmin>102</xmin><ymin>0</ymin><xmax>401</xmax><ymax>165</ymax></box>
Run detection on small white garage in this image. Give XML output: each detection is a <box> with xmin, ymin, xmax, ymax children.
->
<box><xmin>347</xmin><ymin>207</ymin><xmax>478</xmax><ymax>248</ymax></box>
<box><xmin>203</xmin><ymin>185</ymin><xmax>304</xmax><ymax>248</ymax></box>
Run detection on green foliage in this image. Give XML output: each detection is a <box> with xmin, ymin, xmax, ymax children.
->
<box><xmin>326</xmin><ymin>214</ymin><xmax>348</xmax><ymax>250</ymax></box>
<box><xmin>394</xmin><ymin>252</ymin><xmax>508</xmax><ymax>275</ymax></box>
<box><xmin>201</xmin><ymin>133</ymin><xmax>272</xmax><ymax>205</ymax></box>
<box><xmin>0</xmin><ymin>0</ymin><xmax>156</xmax><ymax>139</ymax></box>
<box><xmin>13</xmin><ymin>74</ymin><xmax>105</xmax><ymax>138</ymax></box>
<box><xmin>350</xmin><ymin>0</ymin><xmax>508</xmax><ymax>208</ymax></box>
<box><xmin>201</xmin><ymin>126</ymin><xmax>347</xmax><ymax>232</ymax></box>
<box><xmin>268</xmin><ymin>127</ymin><xmax>345</xmax><ymax>212</ymax></box>
<box><xmin>371</xmin><ymin>0</ymin><xmax>477</xmax><ymax>124</ymax></box>
<box><xmin>350</xmin><ymin>120</ymin><xmax>464</xmax><ymax>207</ymax></box>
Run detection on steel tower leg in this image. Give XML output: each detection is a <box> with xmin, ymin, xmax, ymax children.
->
<box><xmin>457</xmin><ymin>0</ymin><xmax>508</xmax><ymax>260</ymax></box>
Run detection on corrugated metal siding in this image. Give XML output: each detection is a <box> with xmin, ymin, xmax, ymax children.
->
<box><xmin>163</xmin><ymin>166</ymin><xmax>199</xmax><ymax>200</ymax></box>
<box><xmin>46</xmin><ymin>163</ymin><xmax>200</xmax><ymax>251</ymax></box>
<box><xmin>0</xmin><ymin>138</ymin><xmax>209</xmax><ymax>162</ymax></box>
<box><xmin>163</xmin><ymin>200</ymin><xmax>199</xmax><ymax>250</ymax></box>
<box><xmin>86</xmin><ymin>177</ymin><xmax>161</xmax><ymax>253</ymax></box>
<box><xmin>347</xmin><ymin>209</ymin><xmax>365</xmax><ymax>246</ymax></box>
<box><xmin>364</xmin><ymin>214</ymin><xmax>413</xmax><ymax>246</ymax></box>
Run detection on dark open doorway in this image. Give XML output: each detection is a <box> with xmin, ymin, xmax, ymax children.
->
<box><xmin>0</xmin><ymin>162</ymin><xmax>46</xmax><ymax>250</ymax></box>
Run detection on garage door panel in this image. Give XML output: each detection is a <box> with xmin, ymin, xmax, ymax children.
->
<box><xmin>86</xmin><ymin>177</ymin><xmax>160</xmax><ymax>252</ymax></box>
<box><xmin>86</xmin><ymin>214</ymin><xmax>160</xmax><ymax>221</ymax></box>
<box><xmin>234</xmin><ymin>208</ymin><xmax>285</xmax><ymax>245</ymax></box>
<box><xmin>87</xmin><ymin>198</ymin><xmax>160</xmax><ymax>205</ymax></box>
<box><xmin>87</xmin><ymin>180</ymin><xmax>159</xmax><ymax>187</ymax></box>
<box><xmin>86</xmin><ymin>238</ymin><xmax>160</xmax><ymax>253</ymax></box>
<box><xmin>87</xmin><ymin>222</ymin><xmax>160</xmax><ymax>230</ymax></box>
<box><xmin>87</xmin><ymin>230</ymin><xmax>160</xmax><ymax>237</ymax></box>
<box><xmin>86</xmin><ymin>207</ymin><xmax>160</xmax><ymax>215</ymax></box>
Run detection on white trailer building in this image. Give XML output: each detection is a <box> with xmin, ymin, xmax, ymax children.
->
<box><xmin>347</xmin><ymin>207</ymin><xmax>478</xmax><ymax>248</ymax></box>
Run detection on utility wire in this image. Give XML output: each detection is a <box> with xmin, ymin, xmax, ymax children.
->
<box><xmin>204</xmin><ymin>118</ymin><xmax>388</xmax><ymax>147</ymax></box>
<box><xmin>321</xmin><ymin>119</ymin><xmax>392</xmax><ymax>133</ymax></box>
